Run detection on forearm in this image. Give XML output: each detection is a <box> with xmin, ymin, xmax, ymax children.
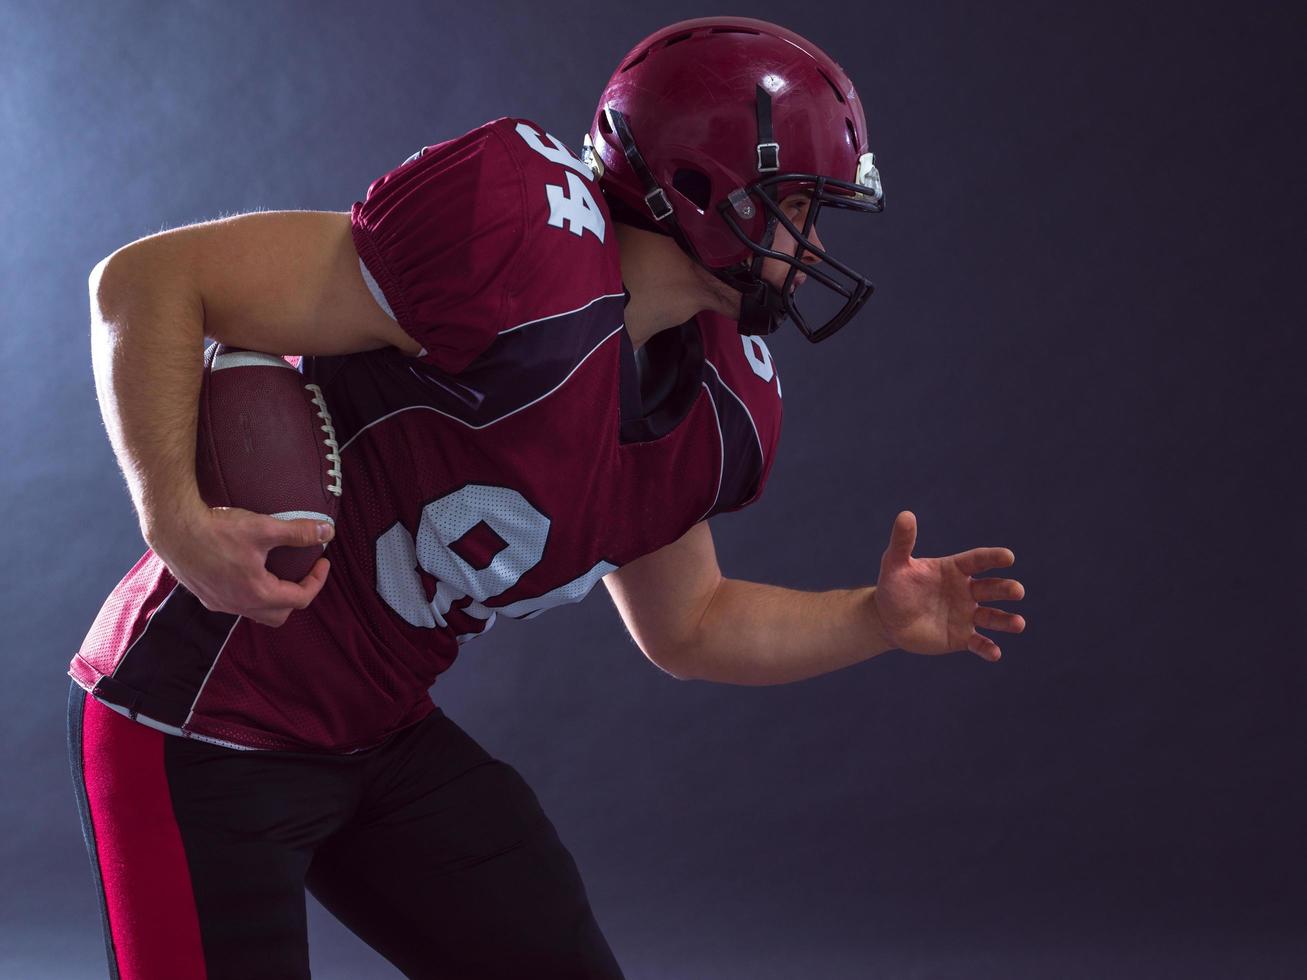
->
<box><xmin>679</xmin><ymin>577</ymin><xmax>894</xmax><ymax>685</ymax></box>
<box><xmin>89</xmin><ymin>250</ymin><xmax>207</xmax><ymax>545</ymax></box>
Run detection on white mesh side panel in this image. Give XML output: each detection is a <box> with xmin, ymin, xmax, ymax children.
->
<box><xmin>357</xmin><ymin>256</ymin><xmax>397</xmax><ymax>322</ymax></box>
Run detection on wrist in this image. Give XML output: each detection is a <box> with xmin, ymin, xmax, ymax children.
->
<box><xmin>862</xmin><ymin>585</ymin><xmax>897</xmax><ymax>655</ymax></box>
<box><xmin>142</xmin><ymin>489</ymin><xmax>208</xmax><ymax>552</ymax></box>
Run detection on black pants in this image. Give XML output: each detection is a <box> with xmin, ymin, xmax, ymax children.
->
<box><xmin>67</xmin><ymin>679</ymin><xmax>624</xmax><ymax>980</ymax></box>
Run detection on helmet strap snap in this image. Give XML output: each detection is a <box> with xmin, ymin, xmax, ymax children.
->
<box><xmin>606</xmin><ymin>108</ymin><xmax>677</xmax><ymax>226</ymax></box>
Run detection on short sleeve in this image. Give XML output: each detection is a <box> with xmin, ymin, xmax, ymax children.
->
<box><xmin>350</xmin><ymin>121</ymin><xmax>527</xmax><ymax>375</ymax></box>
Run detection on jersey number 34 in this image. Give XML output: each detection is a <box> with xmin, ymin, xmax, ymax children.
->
<box><xmin>515</xmin><ymin>122</ymin><xmax>607</xmax><ymax>244</ymax></box>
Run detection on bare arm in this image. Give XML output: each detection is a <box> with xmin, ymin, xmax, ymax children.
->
<box><xmin>604</xmin><ymin>512</ymin><xmax>1026</xmax><ymax>685</ymax></box>
<box><xmin>603</xmin><ymin>520</ymin><xmax>889</xmax><ymax>683</ymax></box>
<box><xmin>89</xmin><ymin>254</ymin><xmax>207</xmax><ymax>545</ymax></box>
<box><xmin>91</xmin><ymin>209</ymin><xmax>419</xmax><ymax>626</ymax></box>
<box><xmin>602</xmin><ymin>520</ymin><xmax>722</xmax><ymax>679</ymax></box>
<box><xmin>91</xmin><ymin>209</ymin><xmax>416</xmax><ymax>542</ymax></box>
<box><xmin>681</xmin><ymin>579</ymin><xmax>891</xmax><ymax>685</ymax></box>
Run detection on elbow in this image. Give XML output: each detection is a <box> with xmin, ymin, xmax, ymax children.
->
<box><xmin>90</xmin><ymin>241</ymin><xmax>155</xmax><ymax>309</ymax></box>
<box><xmin>90</xmin><ymin>243</ymin><xmax>133</xmax><ymax>289</ymax></box>
<box><xmin>650</xmin><ymin>642</ymin><xmax>698</xmax><ymax>682</ymax></box>
<box><xmin>89</xmin><ymin>256</ymin><xmax>120</xmax><ymax>353</ymax></box>
<box><xmin>89</xmin><ymin>249</ymin><xmax>132</xmax><ymax>322</ymax></box>
<box><xmin>661</xmin><ymin>662</ymin><xmax>695</xmax><ymax>682</ymax></box>
<box><xmin>89</xmin><ymin>255</ymin><xmax>113</xmax><ymax>306</ymax></box>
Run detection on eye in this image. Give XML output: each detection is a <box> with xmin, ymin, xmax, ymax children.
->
<box><xmin>783</xmin><ymin>197</ymin><xmax>811</xmax><ymax>220</ymax></box>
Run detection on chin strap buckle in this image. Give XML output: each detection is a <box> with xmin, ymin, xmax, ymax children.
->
<box><xmin>644</xmin><ymin>187</ymin><xmax>674</xmax><ymax>222</ymax></box>
<box><xmin>606</xmin><ymin>105</ymin><xmax>677</xmax><ymax>224</ymax></box>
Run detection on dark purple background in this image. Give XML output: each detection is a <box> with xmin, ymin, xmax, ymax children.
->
<box><xmin>2</xmin><ymin>1</ymin><xmax>1301</xmax><ymax>976</ymax></box>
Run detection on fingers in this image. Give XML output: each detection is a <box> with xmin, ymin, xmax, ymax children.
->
<box><xmin>258</xmin><ymin>515</ymin><xmax>335</xmax><ymax>548</ymax></box>
<box><xmin>260</xmin><ymin>558</ymin><xmax>331</xmax><ymax>608</ymax></box>
<box><xmin>248</xmin><ymin>558</ymin><xmax>332</xmax><ymax>628</ymax></box>
<box><xmin>176</xmin><ymin>509</ymin><xmax>335</xmax><ymax>628</ymax></box>
<box><xmin>975</xmin><ymin>606</ymin><xmax>1025</xmax><ymax>634</ymax></box>
<box><xmin>969</xmin><ymin>602</ymin><xmax>1026</xmax><ymax>663</ymax></box>
<box><xmin>955</xmin><ymin>548</ymin><xmax>1022</xmax><ymax>663</ymax></box>
<box><xmin>884</xmin><ymin>511</ymin><xmax>917</xmax><ymax>563</ymax></box>
<box><xmin>971</xmin><ymin>577</ymin><xmax>1025</xmax><ymax>602</ymax></box>
<box><xmin>968</xmin><ymin>633</ymin><xmax>1002</xmax><ymax>662</ymax></box>
<box><xmin>955</xmin><ymin>547</ymin><xmax>1014</xmax><ymax>576</ymax></box>
<box><xmin>245</xmin><ymin>520</ymin><xmax>333</xmax><ymax>627</ymax></box>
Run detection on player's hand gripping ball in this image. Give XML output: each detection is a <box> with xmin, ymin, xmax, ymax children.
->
<box><xmin>194</xmin><ymin>345</ymin><xmax>342</xmax><ymax>581</ymax></box>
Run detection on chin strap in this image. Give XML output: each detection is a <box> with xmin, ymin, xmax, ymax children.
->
<box><xmin>755</xmin><ymin>84</ymin><xmax>780</xmax><ymax>175</ymax></box>
<box><xmin>605</xmin><ymin>108</ymin><xmax>694</xmax><ymax>250</ymax></box>
<box><xmin>738</xmin><ymin>284</ymin><xmax>781</xmax><ymax>336</ymax></box>
<box><xmin>607</xmin><ymin>96</ymin><xmax>795</xmax><ymax>338</ymax></box>
<box><xmin>715</xmin><ymin>258</ymin><xmax>788</xmax><ymax>336</ymax></box>
<box><xmin>724</xmin><ymin>85</ymin><xmax>786</xmax><ymax>336</ymax></box>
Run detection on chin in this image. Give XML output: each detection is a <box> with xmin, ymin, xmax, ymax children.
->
<box><xmin>706</xmin><ymin>279</ymin><xmax>743</xmax><ymax>319</ymax></box>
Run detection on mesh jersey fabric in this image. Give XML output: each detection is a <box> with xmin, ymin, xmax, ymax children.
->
<box><xmin>68</xmin><ymin>117</ymin><xmax>784</xmax><ymax>753</ymax></box>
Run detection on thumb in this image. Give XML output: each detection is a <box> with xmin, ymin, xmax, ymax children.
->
<box><xmin>884</xmin><ymin>510</ymin><xmax>917</xmax><ymax>563</ymax></box>
<box><xmin>264</xmin><ymin>513</ymin><xmax>335</xmax><ymax>548</ymax></box>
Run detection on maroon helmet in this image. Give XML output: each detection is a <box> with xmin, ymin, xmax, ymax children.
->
<box><xmin>584</xmin><ymin>16</ymin><xmax>884</xmax><ymax>342</ymax></box>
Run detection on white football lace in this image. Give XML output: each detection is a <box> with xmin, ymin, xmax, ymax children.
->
<box><xmin>304</xmin><ymin>383</ymin><xmax>343</xmax><ymax>496</ymax></box>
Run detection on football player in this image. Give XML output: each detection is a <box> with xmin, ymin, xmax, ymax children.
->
<box><xmin>67</xmin><ymin>17</ymin><xmax>1026</xmax><ymax>980</ymax></box>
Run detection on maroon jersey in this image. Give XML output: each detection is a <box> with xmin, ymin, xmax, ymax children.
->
<box><xmin>69</xmin><ymin>118</ymin><xmax>784</xmax><ymax>752</ymax></box>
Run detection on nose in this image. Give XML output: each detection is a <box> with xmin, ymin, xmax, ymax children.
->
<box><xmin>800</xmin><ymin>223</ymin><xmax>824</xmax><ymax>264</ymax></box>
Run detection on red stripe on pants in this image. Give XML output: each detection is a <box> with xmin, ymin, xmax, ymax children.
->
<box><xmin>81</xmin><ymin>694</ymin><xmax>208</xmax><ymax>979</ymax></box>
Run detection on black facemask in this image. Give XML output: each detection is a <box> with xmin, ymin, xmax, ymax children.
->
<box><xmin>714</xmin><ymin>170</ymin><xmax>883</xmax><ymax>343</ymax></box>
<box><xmin>603</xmin><ymin>99</ymin><xmax>884</xmax><ymax>344</ymax></box>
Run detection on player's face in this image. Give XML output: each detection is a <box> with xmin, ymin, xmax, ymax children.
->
<box><xmin>760</xmin><ymin>194</ymin><xmax>823</xmax><ymax>295</ymax></box>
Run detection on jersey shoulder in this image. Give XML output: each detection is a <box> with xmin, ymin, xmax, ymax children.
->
<box><xmin>351</xmin><ymin>117</ymin><xmax>619</xmax><ymax>375</ymax></box>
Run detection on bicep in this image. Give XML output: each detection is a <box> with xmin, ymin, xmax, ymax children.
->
<box><xmin>102</xmin><ymin>210</ymin><xmax>421</xmax><ymax>357</ymax></box>
<box><xmin>602</xmin><ymin>520</ymin><xmax>722</xmax><ymax>676</ymax></box>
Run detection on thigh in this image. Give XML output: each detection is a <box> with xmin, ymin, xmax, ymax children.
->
<box><xmin>305</xmin><ymin>710</ymin><xmax>624</xmax><ymax>980</ymax></box>
<box><xmin>66</xmin><ymin>680</ymin><xmax>350</xmax><ymax>980</ymax></box>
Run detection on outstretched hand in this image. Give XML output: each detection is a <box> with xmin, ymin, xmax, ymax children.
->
<box><xmin>874</xmin><ymin>511</ymin><xmax>1026</xmax><ymax>662</ymax></box>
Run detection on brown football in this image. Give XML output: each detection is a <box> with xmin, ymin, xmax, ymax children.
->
<box><xmin>195</xmin><ymin>344</ymin><xmax>342</xmax><ymax>581</ymax></box>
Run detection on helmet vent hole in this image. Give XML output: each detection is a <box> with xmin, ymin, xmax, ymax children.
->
<box><xmin>671</xmin><ymin>168</ymin><xmax>712</xmax><ymax>211</ymax></box>
<box><xmin>845</xmin><ymin>118</ymin><xmax>858</xmax><ymax>148</ymax></box>
<box><xmin>621</xmin><ymin>48</ymin><xmax>650</xmax><ymax>73</ymax></box>
<box><xmin>819</xmin><ymin>69</ymin><xmax>846</xmax><ymax>104</ymax></box>
<box><xmin>663</xmin><ymin>31</ymin><xmax>694</xmax><ymax>48</ymax></box>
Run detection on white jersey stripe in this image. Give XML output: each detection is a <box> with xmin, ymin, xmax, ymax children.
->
<box><xmin>496</xmin><ymin>291</ymin><xmax>627</xmax><ymax>336</ymax></box>
<box><xmin>696</xmin><ymin>382</ymin><xmax>726</xmax><ymax>523</ymax></box>
<box><xmin>703</xmin><ymin>358</ymin><xmax>765</xmax><ymax>472</ymax></box>
<box><xmin>338</xmin><ymin>323</ymin><xmax>626</xmax><ymax>454</ymax></box>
